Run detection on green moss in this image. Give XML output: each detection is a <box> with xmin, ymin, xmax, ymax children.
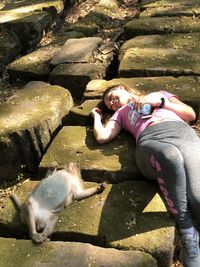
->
<box><xmin>125</xmin><ymin>16</ymin><xmax>200</xmax><ymax>39</ymax></box>
<box><xmin>69</xmin><ymin>11</ymin><xmax>110</xmax><ymax>36</ymax></box>
<box><xmin>119</xmin><ymin>47</ymin><xmax>200</xmax><ymax>77</ymax></box>
<box><xmin>8</xmin><ymin>45</ymin><xmax>60</xmax><ymax>77</ymax></box>
<box><xmin>0</xmin><ymin>84</ymin><xmax>73</xmax><ymax>135</ymax></box>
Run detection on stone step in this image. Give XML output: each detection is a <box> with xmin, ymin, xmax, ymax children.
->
<box><xmin>119</xmin><ymin>47</ymin><xmax>200</xmax><ymax>77</ymax></box>
<box><xmin>64</xmin><ymin>99</ymin><xmax>102</xmax><ymax>126</ymax></box>
<box><xmin>0</xmin><ymin>0</ymin><xmax>65</xmax><ymax>55</ymax></box>
<box><xmin>7</xmin><ymin>44</ymin><xmax>61</xmax><ymax>83</ymax></box>
<box><xmin>48</xmin><ymin>39</ymin><xmax>117</xmax><ymax>99</ymax></box>
<box><xmin>120</xmin><ymin>33</ymin><xmax>200</xmax><ymax>61</ymax></box>
<box><xmin>0</xmin><ymin>81</ymin><xmax>73</xmax><ymax>181</ymax></box>
<box><xmin>124</xmin><ymin>16</ymin><xmax>200</xmax><ymax>39</ymax></box>
<box><xmin>7</xmin><ymin>37</ymin><xmax>117</xmax><ymax>100</ymax></box>
<box><xmin>50</xmin><ymin>37</ymin><xmax>103</xmax><ymax>65</ymax></box>
<box><xmin>39</xmin><ymin>126</ymin><xmax>139</xmax><ymax>183</ymax></box>
<box><xmin>140</xmin><ymin>0</ymin><xmax>200</xmax><ymax>8</ymax></box>
<box><xmin>0</xmin><ymin>179</ymin><xmax>174</xmax><ymax>266</ymax></box>
<box><xmin>119</xmin><ymin>32</ymin><xmax>200</xmax><ymax>78</ymax></box>
<box><xmin>0</xmin><ymin>237</ymin><xmax>157</xmax><ymax>267</ymax></box>
<box><xmin>49</xmin><ymin>63</ymin><xmax>107</xmax><ymax>99</ymax></box>
<box><xmin>6</xmin><ymin>31</ymin><xmax>85</xmax><ymax>83</ymax></box>
<box><xmin>139</xmin><ymin>0</ymin><xmax>200</xmax><ymax>17</ymax></box>
<box><xmin>1</xmin><ymin>11</ymin><xmax>52</xmax><ymax>53</ymax></box>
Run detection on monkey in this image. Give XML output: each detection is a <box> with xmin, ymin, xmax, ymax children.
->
<box><xmin>10</xmin><ymin>162</ymin><xmax>106</xmax><ymax>244</ymax></box>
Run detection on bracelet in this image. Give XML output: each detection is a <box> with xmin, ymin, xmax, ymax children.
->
<box><xmin>159</xmin><ymin>97</ymin><xmax>165</xmax><ymax>108</ymax></box>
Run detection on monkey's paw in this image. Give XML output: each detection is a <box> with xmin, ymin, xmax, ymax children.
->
<box><xmin>31</xmin><ymin>232</ymin><xmax>49</xmax><ymax>244</ymax></box>
<box><xmin>97</xmin><ymin>182</ymin><xmax>107</xmax><ymax>193</ymax></box>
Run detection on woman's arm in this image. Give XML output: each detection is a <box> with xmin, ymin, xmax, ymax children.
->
<box><xmin>90</xmin><ymin>108</ymin><xmax>121</xmax><ymax>144</ymax></box>
<box><xmin>136</xmin><ymin>94</ymin><xmax>196</xmax><ymax>122</ymax></box>
<box><xmin>162</xmin><ymin>97</ymin><xmax>196</xmax><ymax>122</ymax></box>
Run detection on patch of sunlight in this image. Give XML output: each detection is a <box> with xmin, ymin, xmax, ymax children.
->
<box><xmin>142</xmin><ymin>193</ymin><xmax>167</xmax><ymax>213</ymax></box>
<box><xmin>3</xmin><ymin>1</ymin><xmax>63</xmax><ymax>14</ymax></box>
<box><xmin>0</xmin><ymin>11</ymin><xmax>30</xmax><ymax>23</ymax></box>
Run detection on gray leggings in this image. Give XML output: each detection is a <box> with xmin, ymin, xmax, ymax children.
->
<box><xmin>135</xmin><ymin>121</ymin><xmax>200</xmax><ymax>229</ymax></box>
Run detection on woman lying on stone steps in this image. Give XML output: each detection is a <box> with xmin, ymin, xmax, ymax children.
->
<box><xmin>90</xmin><ymin>84</ymin><xmax>200</xmax><ymax>267</ymax></box>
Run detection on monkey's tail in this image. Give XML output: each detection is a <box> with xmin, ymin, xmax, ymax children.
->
<box><xmin>9</xmin><ymin>193</ymin><xmax>22</xmax><ymax>210</ymax></box>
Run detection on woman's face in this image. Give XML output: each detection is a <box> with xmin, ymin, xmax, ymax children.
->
<box><xmin>104</xmin><ymin>86</ymin><xmax>132</xmax><ymax>111</ymax></box>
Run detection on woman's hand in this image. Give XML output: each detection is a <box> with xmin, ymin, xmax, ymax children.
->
<box><xmin>90</xmin><ymin>108</ymin><xmax>103</xmax><ymax>120</ymax></box>
<box><xmin>133</xmin><ymin>96</ymin><xmax>162</xmax><ymax>110</ymax></box>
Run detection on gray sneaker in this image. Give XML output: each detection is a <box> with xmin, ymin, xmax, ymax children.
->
<box><xmin>179</xmin><ymin>230</ymin><xmax>200</xmax><ymax>267</ymax></box>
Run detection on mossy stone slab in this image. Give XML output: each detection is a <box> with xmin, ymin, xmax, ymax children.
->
<box><xmin>40</xmin><ymin>126</ymin><xmax>139</xmax><ymax>182</ymax></box>
<box><xmin>0</xmin><ymin>81</ymin><xmax>73</xmax><ymax>180</ymax></box>
<box><xmin>51</xmin><ymin>37</ymin><xmax>103</xmax><ymax>65</ymax></box>
<box><xmin>64</xmin><ymin>99</ymin><xmax>102</xmax><ymax>126</ymax></box>
<box><xmin>1</xmin><ymin>180</ymin><xmax>173</xmax><ymax>266</ymax></box>
<box><xmin>7</xmin><ymin>32</ymin><xmax>88</xmax><ymax>83</ymax></box>
<box><xmin>119</xmin><ymin>47</ymin><xmax>200</xmax><ymax>77</ymax></box>
<box><xmin>140</xmin><ymin>0</ymin><xmax>200</xmax><ymax>8</ymax></box>
<box><xmin>7</xmin><ymin>45</ymin><xmax>61</xmax><ymax>83</ymax></box>
<box><xmin>1</xmin><ymin>0</ymin><xmax>64</xmax><ymax>15</ymax></box>
<box><xmin>50</xmin><ymin>63</ymin><xmax>106</xmax><ymax>100</ymax></box>
<box><xmin>2</xmin><ymin>11</ymin><xmax>52</xmax><ymax>52</ymax></box>
<box><xmin>0</xmin><ymin>237</ymin><xmax>157</xmax><ymax>267</ymax></box>
<box><xmin>84</xmin><ymin>79</ymin><xmax>111</xmax><ymax>99</ymax></box>
<box><xmin>140</xmin><ymin>6</ymin><xmax>200</xmax><ymax>17</ymax></box>
<box><xmin>120</xmin><ymin>33</ymin><xmax>200</xmax><ymax>60</ymax></box>
<box><xmin>139</xmin><ymin>0</ymin><xmax>200</xmax><ymax>17</ymax></box>
<box><xmin>69</xmin><ymin>11</ymin><xmax>110</xmax><ymax>37</ymax></box>
<box><xmin>124</xmin><ymin>16</ymin><xmax>200</xmax><ymax>39</ymax></box>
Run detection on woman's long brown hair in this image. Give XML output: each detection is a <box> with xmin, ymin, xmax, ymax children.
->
<box><xmin>98</xmin><ymin>84</ymin><xmax>143</xmax><ymax>113</ymax></box>
<box><xmin>102</xmin><ymin>84</ymin><xmax>143</xmax><ymax>101</ymax></box>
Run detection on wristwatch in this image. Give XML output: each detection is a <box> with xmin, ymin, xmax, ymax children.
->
<box><xmin>159</xmin><ymin>97</ymin><xmax>165</xmax><ymax>108</ymax></box>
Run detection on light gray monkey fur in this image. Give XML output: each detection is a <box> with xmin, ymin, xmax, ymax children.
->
<box><xmin>10</xmin><ymin>162</ymin><xmax>106</xmax><ymax>244</ymax></box>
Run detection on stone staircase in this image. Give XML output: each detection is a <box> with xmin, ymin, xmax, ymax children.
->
<box><xmin>1</xmin><ymin>0</ymin><xmax>200</xmax><ymax>266</ymax></box>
